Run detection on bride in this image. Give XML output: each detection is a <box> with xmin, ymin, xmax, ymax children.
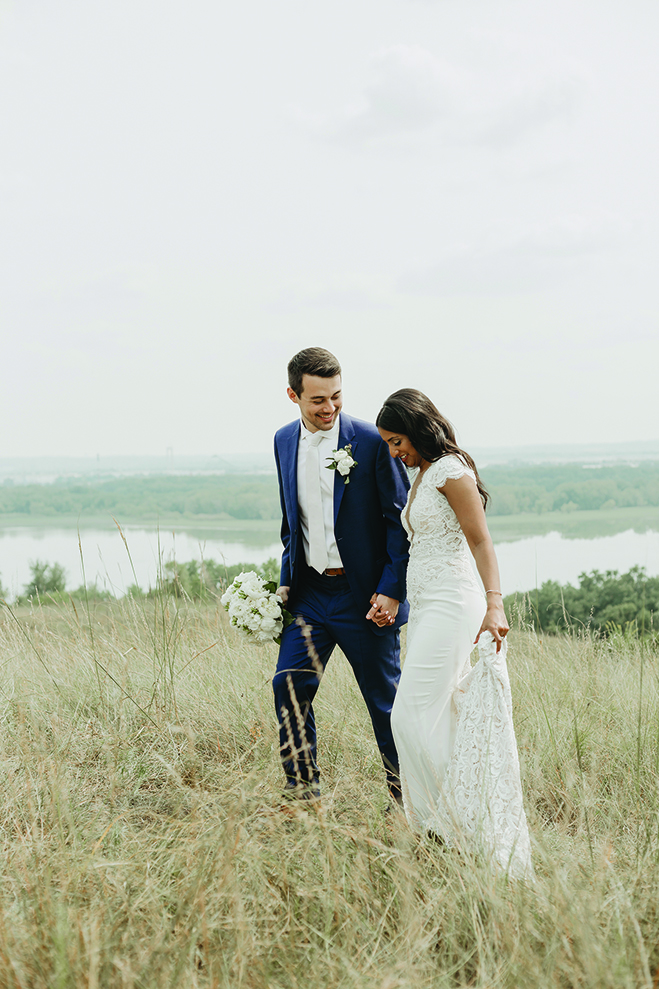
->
<box><xmin>371</xmin><ymin>388</ymin><xmax>532</xmax><ymax>878</ymax></box>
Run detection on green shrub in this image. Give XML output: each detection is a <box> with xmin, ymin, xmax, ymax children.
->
<box><xmin>506</xmin><ymin>565</ymin><xmax>659</xmax><ymax>638</ymax></box>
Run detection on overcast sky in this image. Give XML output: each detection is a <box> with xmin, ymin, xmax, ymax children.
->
<box><xmin>1</xmin><ymin>0</ymin><xmax>657</xmax><ymax>457</ymax></box>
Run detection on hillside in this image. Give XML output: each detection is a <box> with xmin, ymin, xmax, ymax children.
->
<box><xmin>0</xmin><ymin>595</ymin><xmax>657</xmax><ymax>987</ymax></box>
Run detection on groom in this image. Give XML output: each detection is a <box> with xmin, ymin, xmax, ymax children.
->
<box><xmin>273</xmin><ymin>347</ymin><xmax>410</xmax><ymax>803</ymax></box>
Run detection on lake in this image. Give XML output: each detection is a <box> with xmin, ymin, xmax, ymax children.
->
<box><xmin>0</xmin><ymin>522</ymin><xmax>282</xmax><ymax>598</ymax></box>
<box><xmin>1</xmin><ymin>513</ymin><xmax>659</xmax><ymax>599</ymax></box>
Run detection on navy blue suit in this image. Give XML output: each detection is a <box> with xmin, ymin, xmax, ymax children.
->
<box><xmin>273</xmin><ymin>412</ymin><xmax>410</xmax><ymax>793</ymax></box>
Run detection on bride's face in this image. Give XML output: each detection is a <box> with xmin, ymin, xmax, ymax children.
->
<box><xmin>378</xmin><ymin>428</ymin><xmax>428</xmax><ymax>470</ymax></box>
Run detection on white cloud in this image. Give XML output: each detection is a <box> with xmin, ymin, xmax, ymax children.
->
<box><xmin>469</xmin><ymin>73</ymin><xmax>585</xmax><ymax>147</ymax></box>
<box><xmin>399</xmin><ymin>214</ymin><xmax>624</xmax><ymax>295</ymax></box>
<box><xmin>340</xmin><ymin>45</ymin><xmax>458</xmax><ymax>138</ymax></box>
<box><xmin>293</xmin><ymin>45</ymin><xmax>458</xmax><ymax>144</ymax></box>
<box><xmin>295</xmin><ymin>43</ymin><xmax>585</xmax><ymax>150</ymax></box>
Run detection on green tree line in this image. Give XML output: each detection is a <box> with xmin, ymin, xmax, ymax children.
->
<box><xmin>1</xmin><ymin>461</ymin><xmax>659</xmax><ymax>520</ymax></box>
<box><xmin>0</xmin><ymin>475</ymin><xmax>280</xmax><ymax>520</ymax></box>
<box><xmin>482</xmin><ymin>462</ymin><xmax>659</xmax><ymax>515</ymax></box>
<box><xmin>6</xmin><ymin>559</ymin><xmax>658</xmax><ymax>642</ymax></box>
<box><xmin>505</xmin><ymin>566</ymin><xmax>659</xmax><ymax>639</ymax></box>
<box><xmin>3</xmin><ymin>558</ymin><xmax>281</xmax><ymax>606</ymax></box>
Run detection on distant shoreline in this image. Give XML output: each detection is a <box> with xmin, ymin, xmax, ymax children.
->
<box><xmin>2</xmin><ymin>505</ymin><xmax>659</xmax><ymax>544</ymax></box>
<box><xmin>487</xmin><ymin>505</ymin><xmax>659</xmax><ymax>542</ymax></box>
<box><xmin>1</xmin><ymin>439</ymin><xmax>659</xmax><ymax>485</ymax></box>
<box><xmin>0</xmin><ymin>514</ymin><xmax>282</xmax><ymax>533</ymax></box>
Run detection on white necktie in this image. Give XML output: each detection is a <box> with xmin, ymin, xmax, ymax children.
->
<box><xmin>306</xmin><ymin>431</ymin><xmax>329</xmax><ymax>573</ymax></box>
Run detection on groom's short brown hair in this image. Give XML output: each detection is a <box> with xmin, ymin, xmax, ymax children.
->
<box><xmin>287</xmin><ymin>347</ymin><xmax>342</xmax><ymax>396</ymax></box>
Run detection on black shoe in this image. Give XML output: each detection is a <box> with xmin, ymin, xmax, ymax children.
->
<box><xmin>282</xmin><ymin>779</ymin><xmax>321</xmax><ymax>802</ymax></box>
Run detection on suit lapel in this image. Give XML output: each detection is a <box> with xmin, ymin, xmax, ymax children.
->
<box><xmin>333</xmin><ymin>412</ymin><xmax>356</xmax><ymax>524</ymax></box>
<box><xmin>285</xmin><ymin>421</ymin><xmax>300</xmax><ymax>524</ymax></box>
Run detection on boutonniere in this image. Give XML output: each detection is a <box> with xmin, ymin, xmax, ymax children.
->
<box><xmin>326</xmin><ymin>444</ymin><xmax>358</xmax><ymax>484</ymax></box>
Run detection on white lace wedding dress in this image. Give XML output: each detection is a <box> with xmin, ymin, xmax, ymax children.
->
<box><xmin>391</xmin><ymin>455</ymin><xmax>533</xmax><ymax>879</ymax></box>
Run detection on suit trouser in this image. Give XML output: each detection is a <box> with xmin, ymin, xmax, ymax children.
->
<box><xmin>273</xmin><ymin>568</ymin><xmax>401</xmax><ymax>792</ymax></box>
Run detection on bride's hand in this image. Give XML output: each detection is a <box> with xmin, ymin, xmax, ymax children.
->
<box><xmin>474</xmin><ymin>603</ymin><xmax>509</xmax><ymax>653</ymax></box>
<box><xmin>366</xmin><ymin>593</ymin><xmax>399</xmax><ymax>627</ymax></box>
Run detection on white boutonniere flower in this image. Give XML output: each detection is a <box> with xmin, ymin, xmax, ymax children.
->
<box><xmin>326</xmin><ymin>444</ymin><xmax>358</xmax><ymax>484</ymax></box>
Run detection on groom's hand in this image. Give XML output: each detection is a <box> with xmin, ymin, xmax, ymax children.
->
<box><xmin>366</xmin><ymin>594</ymin><xmax>399</xmax><ymax>627</ymax></box>
<box><xmin>276</xmin><ymin>586</ymin><xmax>290</xmax><ymax>605</ymax></box>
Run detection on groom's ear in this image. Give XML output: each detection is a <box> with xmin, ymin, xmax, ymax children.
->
<box><xmin>287</xmin><ymin>387</ymin><xmax>300</xmax><ymax>405</ymax></box>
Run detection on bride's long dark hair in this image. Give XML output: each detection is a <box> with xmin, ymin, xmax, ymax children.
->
<box><xmin>376</xmin><ymin>388</ymin><xmax>489</xmax><ymax>508</ymax></box>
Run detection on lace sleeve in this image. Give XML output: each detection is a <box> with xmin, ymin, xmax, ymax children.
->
<box><xmin>429</xmin><ymin>454</ymin><xmax>476</xmax><ymax>488</ymax></box>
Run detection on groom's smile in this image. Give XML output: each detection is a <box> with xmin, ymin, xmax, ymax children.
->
<box><xmin>287</xmin><ymin>373</ymin><xmax>343</xmax><ymax>433</ymax></box>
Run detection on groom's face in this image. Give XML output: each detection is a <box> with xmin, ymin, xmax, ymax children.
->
<box><xmin>287</xmin><ymin>373</ymin><xmax>343</xmax><ymax>433</ymax></box>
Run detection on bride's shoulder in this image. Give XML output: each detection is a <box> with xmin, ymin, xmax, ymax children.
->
<box><xmin>428</xmin><ymin>454</ymin><xmax>476</xmax><ymax>487</ymax></box>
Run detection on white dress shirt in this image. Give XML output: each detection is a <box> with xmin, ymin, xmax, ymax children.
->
<box><xmin>297</xmin><ymin>416</ymin><xmax>343</xmax><ymax>571</ymax></box>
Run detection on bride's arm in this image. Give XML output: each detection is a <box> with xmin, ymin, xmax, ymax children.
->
<box><xmin>440</xmin><ymin>475</ymin><xmax>510</xmax><ymax>651</ymax></box>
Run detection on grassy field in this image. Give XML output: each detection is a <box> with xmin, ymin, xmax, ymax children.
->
<box><xmin>1</xmin><ymin>594</ymin><xmax>658</xmax><ymax>988</ymax></box>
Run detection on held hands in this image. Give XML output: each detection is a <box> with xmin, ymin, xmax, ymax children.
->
<box><xmin>366</xmin><ymin>594</ymin><xmax>399</xmax><ymax>627</ymax></box>
<box><xmin>474</xmin><ymin>601</ymin><xmax>510</xmax><ymax>653</ymax></box>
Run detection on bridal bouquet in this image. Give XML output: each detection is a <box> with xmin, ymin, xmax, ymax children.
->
<box><xmin>221</xmin><ymin>571</ymin><xmax>292</xmax><ymax>645</ymax></box>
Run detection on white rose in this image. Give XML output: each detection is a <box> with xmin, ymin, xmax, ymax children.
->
<box><xmin>336</xmin><ymin>459</ymin><xmax>353</xmax><ymax>476</ymax></box>
<box><xmin>261</xmin><ymin>598</ymin><xmax>282</xmax><ymax>619</ymax></box>
<box><xmin>237</xmin><ymin>571</ymin><xmax>260</xmax><ymax>589</ymax></box>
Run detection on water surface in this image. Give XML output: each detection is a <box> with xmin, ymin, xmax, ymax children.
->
<box><xmin>0</xmin><ymin>523</ymin><xmax>281</xmax><ymax>598</ymax></box>
<box><xmin>496</xmin><ymin>528</ymin><xmax>659</xmax><ymax>593</ymax></box>
<box><xmin>2</xmin><ymin>517</ymin><xmax>658</xmax><ymax>599</ymax></box>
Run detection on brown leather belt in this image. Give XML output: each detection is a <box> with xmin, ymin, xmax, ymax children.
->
<box><xmin>323</xmin><ymin>567</ymin><xmax>346</xmax><ymax>576</ymax></box>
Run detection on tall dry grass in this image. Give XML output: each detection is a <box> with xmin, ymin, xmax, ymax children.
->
<box><xmin>0</xmin><ymin>590</ymin><xmax>658</xmax><ymax>988</ymax></box>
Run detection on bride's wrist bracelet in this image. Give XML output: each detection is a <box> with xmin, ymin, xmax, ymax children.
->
<box><xmin>485</xmin><ymin>589</ymin><xmax>502</xmax><ymax>596</ymax></box>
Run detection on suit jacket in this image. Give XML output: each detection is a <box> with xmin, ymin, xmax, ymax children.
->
<box><xmin>274</xmin><ymin>412</ymin><xmax>410</xmax><ymax>631</ymax></box>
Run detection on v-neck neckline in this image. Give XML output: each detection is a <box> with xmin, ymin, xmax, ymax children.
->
<box><xmin>404</xmin><ymin>463</ymin><xmax>431</xmax><ymax>541</ymax></box>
